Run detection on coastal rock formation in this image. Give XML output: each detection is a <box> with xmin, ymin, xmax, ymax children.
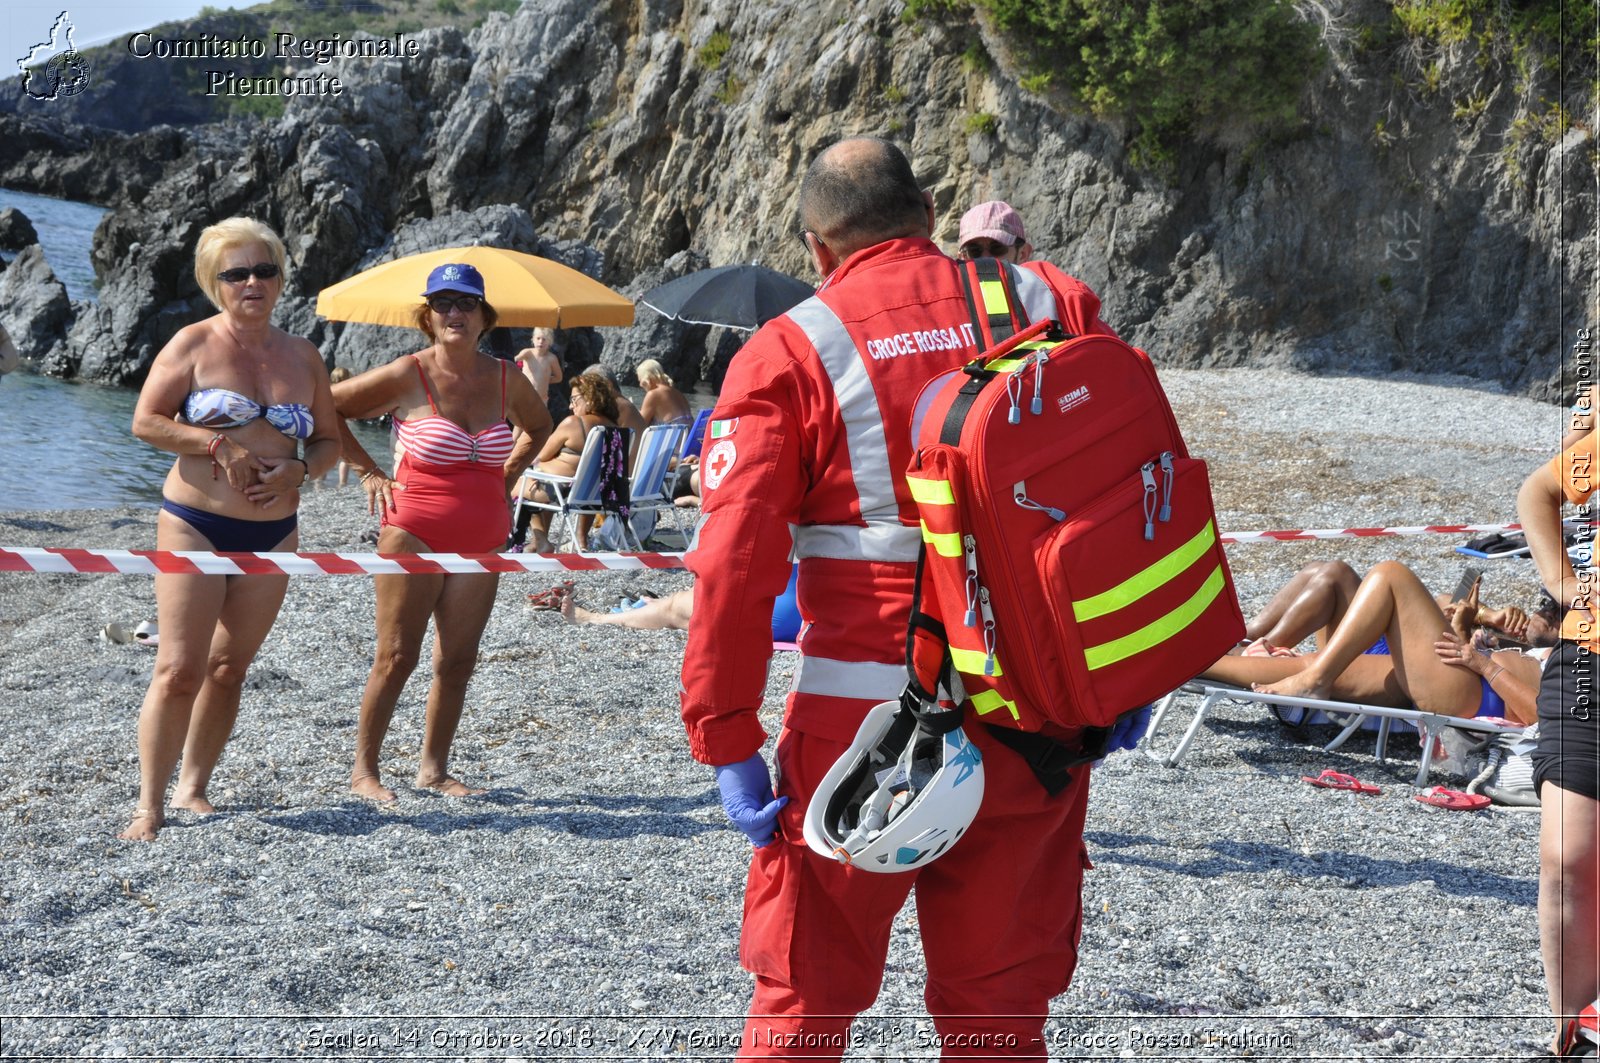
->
<box><xmin>0</xmin><ymin>208</ymin><xmax>38</xmax><ymax>251</ymax></box>
<box><xmin>0</xmin><ymin>0</ymin><xmax>1591</xmax><ymax>400</ymax></box>
<box><xmin>0</xmin><ymin>246</ymin><xmax>72</xmax><ymax>370</ymax></box>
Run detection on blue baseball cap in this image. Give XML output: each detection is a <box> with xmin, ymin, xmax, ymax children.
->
<box><xmin>421</xmin><ymin>262</ymin><xmax>486</xmax><ymax>299</ymax></box>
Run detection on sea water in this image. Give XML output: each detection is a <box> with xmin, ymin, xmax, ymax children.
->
<box><xmin>0</xmin><ymin>187</ymin><xmax>714</xmax><ymax>511</ymax></box>
<box><xmin>0</xmin><ymin>187</ymin><xmax>105</xmax><ymax>303</ymax></box>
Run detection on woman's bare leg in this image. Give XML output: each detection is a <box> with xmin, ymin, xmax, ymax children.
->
<box><xmin>1202</xmin><ymin>652</ymin><xmax>1408</xmax><ymax>705</ymax></box>
<box><xmin>1245</xmin><ymin>561</ymin><xmax>1361</xmax><ymax>649</ymax></box>
<box><xmin>351</xmin><ymin>526</ymin><xmax>443</xmax><ymax>802</ymax></box>
<box><xmin>1252</xmin><ymin>560</ymin><xmax>1480</xmax><ymax>713</ymax></box>
<box><xmin>1541</xmin><ymin>783</ymin><xmax>1600</xmax><ymax>1050</ymax></box>
<box><xmin>171</xmin><ymin>526</ymin><xmax>295</xmax><ymax>812</ymax></box>
<box><xmin>119</xmin><ymin>512</ymin><xmax>228</xmax><ymax>840</ymax></box>
<box><xmin>171</xmin><ymin>572</ymin><xmax>290</xmax><ymax>811</ymax></box>
<box><xmin>415</xmin><ymin>571</ymin><xmax>499</xmax><ymax>795</ymax></box>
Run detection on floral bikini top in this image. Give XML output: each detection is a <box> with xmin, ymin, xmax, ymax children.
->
<box><xmin>184</xmin><ymin>388</ymin><xmax>314</xmax><ymax>439</ymax></box>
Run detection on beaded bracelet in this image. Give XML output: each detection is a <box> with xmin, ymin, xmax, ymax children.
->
<box><xmin>291</xmin><ymin>457</ymin><xmax>310</xmax><ymax>486</ymax></box>
<box><xmin>207</xmin><ymin>433</ymin><xmax>226</xmax><ymax>480</ymax></box>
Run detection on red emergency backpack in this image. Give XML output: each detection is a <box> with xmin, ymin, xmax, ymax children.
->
<box><xmin>904</xmin><ymin>258</ymin><xmax>1245</xmax><ymax>733</ymax></box>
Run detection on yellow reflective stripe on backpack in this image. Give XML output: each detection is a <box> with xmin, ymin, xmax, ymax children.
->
<box><xmin>983</xmin><ymin>343</ymin><xmax>1052</xmax><ymax>375</ymax></box>
<box><xmin>979</xmin><ymin>277</ymin><xmax>1011</xmax><ymax>318</ymax></box>
<box><xmin>921</xmin><ymin>523</ymin><xmax>962</xmax><ymax>557</ymax></box>
<box><xmin>949</xmin><ymin>645</ymin><xmax>1002</xmax><ymax>678</ymax></box>
<box><xmin>969</xmin><ymin>688</ymin><xmax>1020</xmax><ymax>721</ymax></box>
<box><xmin>1083</xmin><ymin>566</ymin><xmax>1227</xmax><ymax>670</ymax></box>
<box><xmin>907</xmin><ymin>476</ymin><xmax>955</xmax><ymax>506</ymax></box>
<box><xmin>1072</xmin><ymin>521</ymin><xmax>1219</xmax><ymax>623</ymax></box>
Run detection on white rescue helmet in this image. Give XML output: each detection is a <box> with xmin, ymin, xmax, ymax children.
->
<box><xmin>802</xmin><ymin>697</ymin><xmax>983</xmax><ymax>872</ymax></box>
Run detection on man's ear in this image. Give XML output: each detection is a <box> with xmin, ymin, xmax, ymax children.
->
<box><xmin>922</xmin><ymin>190</ymin><xmax>936</xmax><ymax>240</ymax></box>
<box><xmin>806</xmin><ymin>232</ymin><xmax>839</xmax><ymax>279</ymax></box>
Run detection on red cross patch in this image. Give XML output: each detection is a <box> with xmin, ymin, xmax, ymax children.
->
<box><xmin>704</xmin><ymin>439</ymin><xmax>737</xmax><ymax>491</ymax></box>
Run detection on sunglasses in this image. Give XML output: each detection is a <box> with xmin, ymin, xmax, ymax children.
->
<box><xmin>427</xmin><ymin>294</ymin><xmax>482</xmax><ymax>314</ymax></box>
<box><xmin>217</xmin><ymin>263</ymin><xmax>281</xmax><ymax>284</ymax></box>
<box><xmin>960</xmin><ymin>241</ymin><xmax>1013</xmax><ymax>259</ymax></box>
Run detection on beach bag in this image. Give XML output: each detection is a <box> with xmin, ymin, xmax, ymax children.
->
<box><xmin>586</xmin><ymin>428</ymin><xmax>640</xmax><ymax>550</ymax></box>
<box><xmin>904</xmin><ymin>258</ymin><xmax>1245</xmax><ymax>732</ymax></box>
<box><xmin>1462</xmin><ymin>724</ymin><xmax>1540</xmax><ymax>807</ymax></box>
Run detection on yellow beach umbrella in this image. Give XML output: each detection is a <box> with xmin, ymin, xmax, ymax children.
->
<box><xmin>315</xmin><ymin>245</ymin><xmax>634</xmax><ymax>328</ymax></box>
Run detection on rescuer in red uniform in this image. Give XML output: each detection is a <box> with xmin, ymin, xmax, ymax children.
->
<box><xmin>680</xmin><ymin>137</ymin><xmax>1136</xmax><ymax>1059</ymax></box>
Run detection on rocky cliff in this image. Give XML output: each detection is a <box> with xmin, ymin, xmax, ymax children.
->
<box><xmin>0</xmin><ymin>0</ymin><xmax>1592</xmax><ymax>399</ymax></box>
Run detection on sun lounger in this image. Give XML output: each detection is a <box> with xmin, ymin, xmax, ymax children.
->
<box><xmin>1456</xmin><ymin>517</ymin><xmax>1592</xmax><ymax>561</ymax></box>
<box><xmin>1141</xmin><ymin>681</ymin><xmax>1525</xmax><ymax>787</ymax></box>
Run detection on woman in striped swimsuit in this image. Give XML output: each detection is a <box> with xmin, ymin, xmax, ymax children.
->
<box><xmin>332</xmin><ymin>263</ymin><xmax>553</xmax><ymax>802</ymax></box>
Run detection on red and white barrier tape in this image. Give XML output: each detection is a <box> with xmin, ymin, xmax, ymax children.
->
<box><xmin>0</xmin><ymin>520</ymin><xmax>1583</xmax><ymax>575</ymax></box>
<box><xmin>0</xmin><ymin>547</ymin><xmax>687</xmax><ymax>576</ymax></box>
<box><xmin>1216</xmin><ymin>521</ymin><xmax>1524</xmax><ymax>545</ymax></box>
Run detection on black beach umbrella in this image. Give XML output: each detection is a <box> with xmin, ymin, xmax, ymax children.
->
<box><xmin>639</xmin><ymin>264</ymin><xmax>815</xmax><ymax>332</ymax></box>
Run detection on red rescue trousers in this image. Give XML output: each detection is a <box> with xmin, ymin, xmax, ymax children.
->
<box><xmin>736</xmin><ymin>721</ymin><xmax>1093</xmax><ymax>1061</ymax></box>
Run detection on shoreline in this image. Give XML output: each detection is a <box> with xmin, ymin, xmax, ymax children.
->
<box><xmin>0</xmin><ymin>365</ymin><xmax>1569</xmax><ymax>1058</ymax></box>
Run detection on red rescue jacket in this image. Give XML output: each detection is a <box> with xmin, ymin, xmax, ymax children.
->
<box><xmin>679</xmin><ymin>237</ymin><xmax>1116</xmax><ymax>766</ymax></box>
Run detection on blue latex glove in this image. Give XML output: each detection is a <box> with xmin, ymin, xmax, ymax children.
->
<box><xmin>1104</xmin><ymin>704</ymin><xmax>1154</xmax><ymax>756</ymax></box>
<box><xmin>714</xmin><ymin>753</ymin><xmax>789</xmax><ymax>848</ymax></box>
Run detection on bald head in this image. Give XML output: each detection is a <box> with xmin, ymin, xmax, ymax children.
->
<box><xmin>798</xmin><ymin>137</ymin><xmax>930</xmax><ymax>258</ymax></box>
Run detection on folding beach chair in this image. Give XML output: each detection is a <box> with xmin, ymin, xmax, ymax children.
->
<box><xmin>628</xmin><ymin>421</ymin><xmax>689</xmax><ymax>545</ymax></box>
<box><xmin>680</xmin><ymin>408</ymin><xmax>713</xmax><ymax>460</ymax></box>
<box><xmin>513</xmin><ymin>425</ymin><xmax>633</xmax><ymax>554</ymax></box>
<box><xmin>1141</xmin><ymin>682</ymin><xmax>1526</xmax><ymax>787</ymax></box>
<box><xmin>1456</xmin><ymin>516</ymin><xmax>1593</xmax><ymax>561</ymax></box>
<box><xmin>592</xmin><ymin>421</ymin><xmax>690</xmax><ymax>550</ymax></box>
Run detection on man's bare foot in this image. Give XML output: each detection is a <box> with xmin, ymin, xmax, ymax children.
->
<box><xmin>528</xmin><ymin>530</ymin><xmax>552</xmax><ymax>554</ymax></box>
<box><xmin>169</xmin><ymin>789</ymin><xmax>215</xmax><ymax>814</ymax></box>
<box><xmin>1251</xmin><ymin>669</ymin><xmax>1332</xmax><ymax>701</ymax></box>
<box><xmin>418</xmin><ymin>774</ymin><xmax>485</xmax><ymax>797</ymax></box>
<box><xmin>117</xmin><ymin>808</ymin><xmax>163</xmax><ymax>842</ymax></box>
<box><xmin>351</xmin><ymin>775</ymin><xmax>398</xmax><ymax>803</ymax></box>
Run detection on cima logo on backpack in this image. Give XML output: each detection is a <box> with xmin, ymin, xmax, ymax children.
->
<box><xmin>904</xmin><ymin>259</ymin><xmax>1245</xmax><ymax>732</ymax></box>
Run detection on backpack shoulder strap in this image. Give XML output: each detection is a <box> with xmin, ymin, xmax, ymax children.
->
<box><xmin>958</xmin><ymin>258</ymin><xmax>1029</xmax><ymax>351</ymax></box>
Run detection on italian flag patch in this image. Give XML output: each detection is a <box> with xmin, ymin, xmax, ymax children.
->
<box><xmin>709</xmin><ymin>418</ymin><xmax>738</xmax><ymax>439</ymax></box>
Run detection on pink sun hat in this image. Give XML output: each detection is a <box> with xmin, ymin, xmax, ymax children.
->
<box><xmin>957</xmin><ymin>200</ymin><xmax>1034</xmax><ymax>259</ymax></box>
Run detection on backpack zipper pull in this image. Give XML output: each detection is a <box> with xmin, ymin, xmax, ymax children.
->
<box><xmin>978</xmin><ymin>587</ymin><xmax>998</xmax><ymax>676</ymax></box>
<box><xmin>1159</xmin><ymin>451</ymin><xmax>1174</xmax><ymax>522</ymax></box>
<box><xmin>1005</xmin><ymin>370</ymin><xmax>1023</xmax><ymax>425</ymax></box>
<box><xmin>1030</xmin><ymin>355</ymin><xmax>1044</xmax><ymax>416</ymax></box>
<box><xmin>962</xmin><ymin>534</ymin><xmax>979</xmax><ymax>627</ymax></box>
<box><xmin>1141</xmin><ymin>461</ymin><xmax>1157</xmax><ymax>541</ymax></box>
<box><xmin>1013</xmin><ymin>480</ymin><xmax>1065</xmax><ymax>522</ymax></box>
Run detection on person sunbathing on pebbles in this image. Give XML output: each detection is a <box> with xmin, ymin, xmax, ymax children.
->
<box><xmin>1202</xmin><ymin>560</ymin><xmax>1556</xmax><ymax>724</ymax></box>
<box><xmin>528</xmin><ymin>583</ymin><xmax>695</xmax><ymax>631</ymax></box>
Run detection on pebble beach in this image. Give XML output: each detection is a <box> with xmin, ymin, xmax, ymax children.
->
<box><xmin>0</xmin><ymin>366</ymin><xmax>1571</xmax><ymax>1060</ymax></box>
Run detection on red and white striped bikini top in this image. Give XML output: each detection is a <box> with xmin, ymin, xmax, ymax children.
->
<box><xmin>393</xmin><ymin>355</ymin><xmax>515</xmax><ymax>466</ymax></box>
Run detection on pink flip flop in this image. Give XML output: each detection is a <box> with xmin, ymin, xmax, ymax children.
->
<box><xmin>1413</xmin><ymin>787</ymin><xmax>1491</xmax><ymax>811</ymax></box>
<box><xmin>526</xmin><ymin>582</ymin><xmax>575</xmax><ymax>610</ymax></box>
<box><xmin>1301</xmin><ymin>769</ymin><xmax>1381</xmax><ymax>795</ymax></box>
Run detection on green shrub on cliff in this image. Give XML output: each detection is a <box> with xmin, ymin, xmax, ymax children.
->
<box><xmin>908</xmin><ymin>0</ymin><xmax>1323</xmax><ymax>170</ymax></box>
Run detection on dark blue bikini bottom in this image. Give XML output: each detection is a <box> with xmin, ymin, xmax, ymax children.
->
<box><xmin>161</xmin><ymin>498</ymin><xmax>297</xmax><ymax>553</ymax></box>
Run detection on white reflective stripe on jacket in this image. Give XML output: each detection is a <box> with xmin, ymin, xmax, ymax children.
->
<box><xmin>790</xmin><ymin>655</ymin><xmax>907</xmax><ymax>701</ymax></box>
<box><xmin>1007</xmin><ymin>261</ymin><xmax>1061</xmax><ymax>327</ymax></box>
<box><xmin>786</xmin><ymin>297</ymin><xmax>921</xmax><ymax>564</ymax></box>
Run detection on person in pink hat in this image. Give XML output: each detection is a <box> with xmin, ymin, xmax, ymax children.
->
<box><xmin>957</xmin><ymin>199</ymin><xmax>1034</xmax><ymax>261</ymax></box>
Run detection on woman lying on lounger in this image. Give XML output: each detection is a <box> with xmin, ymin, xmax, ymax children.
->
<box><xmin>1203</xmin><ymin>560</ymin><xmax>1557</xmax><ymax>724</ymax></box>
<box><xmin>1235</xmin><ymin>559</ymin><xmax>1533</xmax><ymax>656</ymax></box>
